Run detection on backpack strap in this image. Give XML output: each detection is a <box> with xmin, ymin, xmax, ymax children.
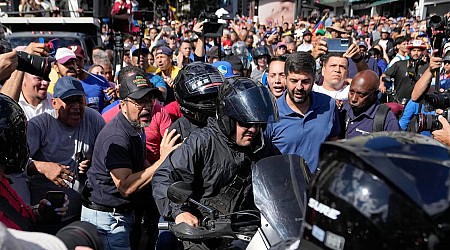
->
<box><xmin>373</xmin><ymin>104</ymin><xmax>391</xmax><ymax>132</ymax></box>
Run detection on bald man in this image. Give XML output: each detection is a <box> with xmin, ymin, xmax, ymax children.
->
<box><xmin>340</xmin><ymin>70</ymin><xmax>399</xmax><ymax>139</ymax></box>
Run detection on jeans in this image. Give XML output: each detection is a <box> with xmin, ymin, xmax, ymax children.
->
<box><xmin>81</xmin><ymin>205</ymin><xmax>134</xmax><ymax>250</ymax></box>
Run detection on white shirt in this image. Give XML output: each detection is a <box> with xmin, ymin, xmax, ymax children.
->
<box><xmin>313</xmin><ymin>84</ymin><xmax>349</xmax><ymax>101</ymax></box>
<box><xmin>18</xmin><ymin>92</ymin><xmax>56</xmax><ymax>121</ymax></box>
<box><xmin>297</xmin><ymin>43</ymin><xmax>313</xmax><ymax>52</ymax></box>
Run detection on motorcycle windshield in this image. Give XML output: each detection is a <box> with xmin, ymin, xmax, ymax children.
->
<box><xmin>252</xmin><ymin>154</ymin><xmax>311</xmax><ymax>240</ymax></box>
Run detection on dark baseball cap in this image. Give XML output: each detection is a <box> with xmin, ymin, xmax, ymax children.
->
<box><xmin>155</xmin><ymin>46</ymin><xmax>173</xmax><ymax>56</ymax></box>
<box><xmin>53</xmin><ymin>76</ymin><xmax>85</xmax><ymax>99</ymax></box>
<box><xmin>119</xmin><ymin>73</ymin><xmax>161</xmax><ymax>100</ymax></box>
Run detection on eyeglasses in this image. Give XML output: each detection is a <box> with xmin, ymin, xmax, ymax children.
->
<box><xmin>62</xmin><ymin>95</ymin><xmax>84</xmax><ymax>105</ymax></box>
<box><xmin>237</xmin><ymin>121</ymin><xmax>264</xmax><ymax>129</ymax></box>
<box><xmin>125</xmin><ymin>97</ymin><xmax>154</xmax><ymax>109</ymax></box>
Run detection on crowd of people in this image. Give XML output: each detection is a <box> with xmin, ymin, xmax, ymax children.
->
<box><xmin>2</xmin><ymin>4</ymin><xmax>450</xmax><ymax>250</ymax></box>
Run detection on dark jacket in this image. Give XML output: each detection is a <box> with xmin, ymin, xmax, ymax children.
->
<box><xmin>152</xmin><ymin>117</ymin><xmax>276</xmax><ymax>219</ymax></box>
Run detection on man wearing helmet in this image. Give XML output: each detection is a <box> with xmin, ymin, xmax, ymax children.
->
<box><xmin>250</xmin><ymin>46</ymin><xmax>271</xmax><ymax>82</ymax></box>
<box><xmin>152</xmin><ymin>77</ymin><xmax>278</xmax><ymax>249</ymax></box>
<box><xmin>170</xmin><ymin>62</ymin><xmax>226</xmax><ymax>141</ymax></box>
<box><xmin>380</xmin><ymin>39</ymin><xmax>428</xmax><ymax>103</ymax></box>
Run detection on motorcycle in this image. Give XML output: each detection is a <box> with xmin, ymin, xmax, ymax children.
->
<box><xmin>158</xmin><ymin>154</ymin><xmax>311</xmax><ymax>249</ymax></box>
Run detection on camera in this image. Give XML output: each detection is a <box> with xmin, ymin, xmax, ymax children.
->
<box><xmin>427</xmin><ymin>15</ymin><xmax>449</xmax><ymax>58</ymax></box>
<box><xmin>424</xmin><ymin>91</ymin><xmax>450</xmax><ymax>110</ymax></box>
<box><xmin>199</xmin><ymin>11</ymin><xmax>224</xmax><ymax>38</ymax></box>
<box><xmin>0</xmin><ymin>39</ymin><xmax>54</xmax><ymax>81</ymax></box>
<box><xmin>415</xmin><ymin>110</ymin><xmax>450</xmax><ymax>132</ymax></box>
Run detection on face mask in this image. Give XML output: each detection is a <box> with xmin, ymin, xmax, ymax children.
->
<box><xmin>224</xmin><ymin>49</ymin><xmax>232</xmax><ymax>55</ymax></box>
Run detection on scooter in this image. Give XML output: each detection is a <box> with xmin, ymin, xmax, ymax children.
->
<box><xmin>158</xmin><ymin>154</ymin><xmax>311</xmax><ymax>249</ymax></box>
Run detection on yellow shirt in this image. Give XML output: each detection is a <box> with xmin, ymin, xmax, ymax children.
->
<box><xmin>47</xmin><ymin>68</ymin><xmax>61</xmax><ymax>94</ymax></box>
<box><xmin>155</xmin><ymin>65</ymin><xmax>181</xmax><ymax>80</ymax></box>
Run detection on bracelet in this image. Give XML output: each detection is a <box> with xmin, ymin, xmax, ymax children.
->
<box><xmin>352</xmin><ymin>53</ymin><xmax>364</xmax><ymax>63</ymax></box>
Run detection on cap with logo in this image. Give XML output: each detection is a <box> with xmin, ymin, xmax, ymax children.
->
<box><xmin>119</xmin><ymin>73</ymin><xmax>161</xmax><ymax>100</ymax></box>
<box><xmin>53</xmin><ymin>76</ymin><xmax>85</xmax><ymax>99</ymax></box>
<box><xmin>55</xmin><ymin>48</ymin><xmax>77</xmax><ymax>64</ymax></box>
<box><xmin>67</xmin><ymin>45</ymin><xmax>85</xmax><ymax>60</ymax></box>
<box><xmin>212</xmin><ymin>61</ymin><xmax>236</xmax><ymax>79</ymax></box>
<box><xmin>155</xmin><ymin>46</ymin><xmax>173</xmax><ymax>56</ymax></box>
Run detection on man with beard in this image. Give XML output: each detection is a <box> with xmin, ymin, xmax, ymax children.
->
<box><xmin>297</xmin><ymin>30</ymin><xmax>313</xmax><ymax>52</ymax></box>
<box><xmin>379</xmin><ymin>39</ymin><xmax>428</xmax><ymax>103</ymax></box>
<box><xmin>26</xmin><ymin>76</ymin><xmax>106</xmax><ymax>234</ymax></box>
<box><xmin>48</xmin><ymin>48</ymin><xmax>79</xmax><ymax>93</ymax></box>
<box><xmin>265</xmin><ymin>52</ymin><xmax>340</xmax><ymax>173</ymax></box>
<box><xmin>81</xmin><ymin>66</ymin><xmax>180</xmax><ymax>249</ymax></box>
<box><xmin>267</xmin><ymin>56</ymin><xmax>287</xmax><ymax>98</ymax></box>
<box><xmin>340</xmin><ymin>70</ymin><xmax>399</xmax><ymax>139</ymax></box>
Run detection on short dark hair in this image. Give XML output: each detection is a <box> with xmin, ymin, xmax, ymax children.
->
<box><xmin>118</xmin><ymin>66</ymin><xmax>146</xmax><ymax>86</ymax></box>
<box><xmin>180</xmin><ymin>40</ymin><xmax>192</xmax><ymax>48</ymax></box>
<box><xmin>395</xmin><ymin>36</ymin><xmax>409</xmax><ymax>46</ymax></box>
<box><xmin>269</xmin><ymin>55</ymin><xmax>287</xmax><ymax>64</ymax></box>
<box><xmin>322</xmin><ymin>52</ymin><xmax>346</xmax><ymax>66</ymax></box>
<box><xmin>285</xmin><ymin>52</ymin><xmax>316</xmax><ymax>77</ymax></box>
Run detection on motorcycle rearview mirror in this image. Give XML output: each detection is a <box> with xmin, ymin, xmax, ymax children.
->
<box><xmin>167</xmin><ymin>181</ymin><xmax>193</xmax><ymax>204</ymax></box>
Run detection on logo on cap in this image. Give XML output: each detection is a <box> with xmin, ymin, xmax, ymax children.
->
<box><xmin>217</xmin><ymin>65</ymin><xmax>228</xmax><ymax>76</ymax></box>
<box><xmin>133</xmin><ymin>75</ymin><xmax>148</xmax><ymax>87</ymax></box>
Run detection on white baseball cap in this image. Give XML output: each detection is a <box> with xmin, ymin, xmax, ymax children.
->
<box><xmin>55</xmin><ymin>48</ymin><xmax>76</xmax><ymax>64</ymax></box>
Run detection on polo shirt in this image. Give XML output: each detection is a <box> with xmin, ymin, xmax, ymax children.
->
<box><xmin>18</xmin><ymin>92</ymin><xmax>55</xmax><ymax>121</ymax></box>
<box><xmin>342</xmin><ymin>101</ymin><xmax>400</xmax><ymax>139</ymax></box>
<box><xmin>87</xmin><ymin>112</ymin><xmax>146</xmax><ymax>208</ymax></box>
<box><xmin>101</xmin><ymin>101</ymin><xmax>172</xmax><ymax>164</ymax></box>
<box><xmin>265</xmin><ymin>91</ymin><xmax>340</xmax><ymax>173</ymax></box>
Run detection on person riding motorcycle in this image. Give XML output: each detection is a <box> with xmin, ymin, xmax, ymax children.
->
<box><xmin>152</xmin><ymin>77</ymin><xmax>279</xmax><ymax>249</ymax></box>
<box><xmin>300</xmin><ymin>131</ymin><xmax>450</xmax><ymax>250</ymax></box>
<box><xmin>171</xmin><ymin>61</ymin><xmax>226</xmax><ymax>141</ymax></box>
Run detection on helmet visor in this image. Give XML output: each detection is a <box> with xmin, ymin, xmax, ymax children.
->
<box><xmin>223</xmin><ymin>85</ymin><xmax>279</xmax><ymax>123</ymax></box>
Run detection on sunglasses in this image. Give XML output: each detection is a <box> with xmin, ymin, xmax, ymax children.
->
<box><xmin>237</xmin><ymin>121</ymin><xmax>264</xmax><ymax>129</ymax></box>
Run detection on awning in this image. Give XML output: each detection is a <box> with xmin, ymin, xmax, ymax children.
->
<box><xmin>313</xmin><ymin>2</ymin><xmax>334</xmax><ymax>11</ymax></box>
<box><xmin>367</xmin><ymin>0</ymin><xmax>400</xmax><ymax>8</ymax></box>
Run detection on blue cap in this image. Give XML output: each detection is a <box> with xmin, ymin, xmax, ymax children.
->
<box><xmin>212</xmin><ymin>61</ymin><xmax>236</xmax><ymax>79</ymax></box>
<box><xmin>131</xmin><ymin>45</ymin><xmax>150</xmax><ymax>56</ymax></box>
<box><xmin>155</xmin><ymin>46</ymin><xmax>173</xmax><ymax>56</ymax></box>
<box><xmin>53</xmin><ymin>76</ymin><xmax>85</xmax><ymax>99</ymax></box>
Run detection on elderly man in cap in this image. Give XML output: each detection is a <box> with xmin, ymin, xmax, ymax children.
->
<box><xmin>81</xmin><ymin>66</ymin><xmax>180</xmax><ymax>250</ymax></box>
<box><xmin>26</xmin><ymin>76</ymin><xmax>106</xmax><ymax>234</ymax></box>
<box><xmin>155</xmin><ymin>46</ymin><xmax>180</xmax><ymax>105</ymax></box>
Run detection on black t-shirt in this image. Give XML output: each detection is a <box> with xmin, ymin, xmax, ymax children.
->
<box><xmin>86</xmin><ymin>112</ymin><xmax>146</xmax><ymax>207</ymax></box>
<box><xmin>384</xmin><ymin>60</ymin><xmax>428</xmax><ymax>102</ymax></box>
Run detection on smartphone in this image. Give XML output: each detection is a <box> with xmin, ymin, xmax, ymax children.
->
<box><xmin>46</xmin><ymin>191</ymin><xmax>65</xmax><ymax>208</ymax></box>
<box><xmin>45</xmin><ymin>191</ymin><xmax>65</xmax><ymax>224</ymax></box>
<box><xmin>325</xmin><ymin>38</ymin><xmax>351</xmax><ymax>53</ymax></box>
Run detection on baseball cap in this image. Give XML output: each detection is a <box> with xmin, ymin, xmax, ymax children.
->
<box><xmin>443</xmin><ymin>54</ymin><xmax>450</xmax><ymax>62</ymax></box>
<box><xmin>131</xmin><ymin>45</ymin><xmax>150</xmax><ymax>56</ymax></box>
<box><xmin>303</xmin><ymin>30</ymin><xmax>312</xmax><ymax>37</ymax></box>
<box><xmin>358</xmin><ymin>41</ymin><xmax>367</xmax><ymax>48</ymax></box>
<box><xmin>155</xmin><ymin>46</ymin><xmax>173</xmax><ymax>56</ymax></box>
<box><xmin>53</xmin><ymin>76</ymin><xmax>85</xmax><ymax>99</ymax></box>
<box><xmin>55</xmin><ymin>48</ymin><xmax>76</xmax><ymax>64</ymax></box>
<box><xmin>315</xmin><ymin>30</ymin><xmax>325</xmax><ymax>36</ymax></box>
<box><xmin>67</xmin><ymin>45</ymin><xmax>84</xmax><ymax>60</ymax></box>
<box><xmin>213</xmin><ymin>61</ymin><xmax>236</xmax><ymax>78</ymax></box>
<box><xmin>119</xmin><ymin>72</ymin><xmax>161</xmax><ymax>100</ymax></box>
<box><xmin>276</xmin><ymin>42</ymin><xmax>287</xmax><ymax>49</ymax></box>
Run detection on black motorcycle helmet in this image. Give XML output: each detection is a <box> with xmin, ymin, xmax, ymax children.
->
<box><xmin>0</xmin><ymin>94</ymin><xmax>29</xmax><ymax>174</ymax></box>
<box><xmin>217</xmin><ymin>77</ymin><xmax>278</xmax><ymax>138</ymax></box>
<box><xmin>301</xmin><ymin>131</ymin><xmax>450</xmax><ymax>250</ymax></box>
<box><xmin>252</xmin><ymin>46</ymin><xmax>271</xmax><ymax>62</ymax></box>
<box><xmin>174</xmin><ymin>62</ymin><xmax>226</xmax><ymax>124</ymax></box>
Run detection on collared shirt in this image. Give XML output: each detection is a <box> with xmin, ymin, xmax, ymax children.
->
<box><xmin>155</xmin><ymin>65</ymin><xmax>181</xmax><ymax>80</ymax></box>
<box><xmin>265</xmin><ymin>91</ymin><xmax>340</xmax><ymax>173</ymax></box>
<box><xmin>18</xmin><ymin>92</ymin><xmax>55</xmax><ymax>121</ymax></box>
<box><xmin>343</xmin><ymin>101</ymin><xmax>400</xmax><ymax>139</ymax></box>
